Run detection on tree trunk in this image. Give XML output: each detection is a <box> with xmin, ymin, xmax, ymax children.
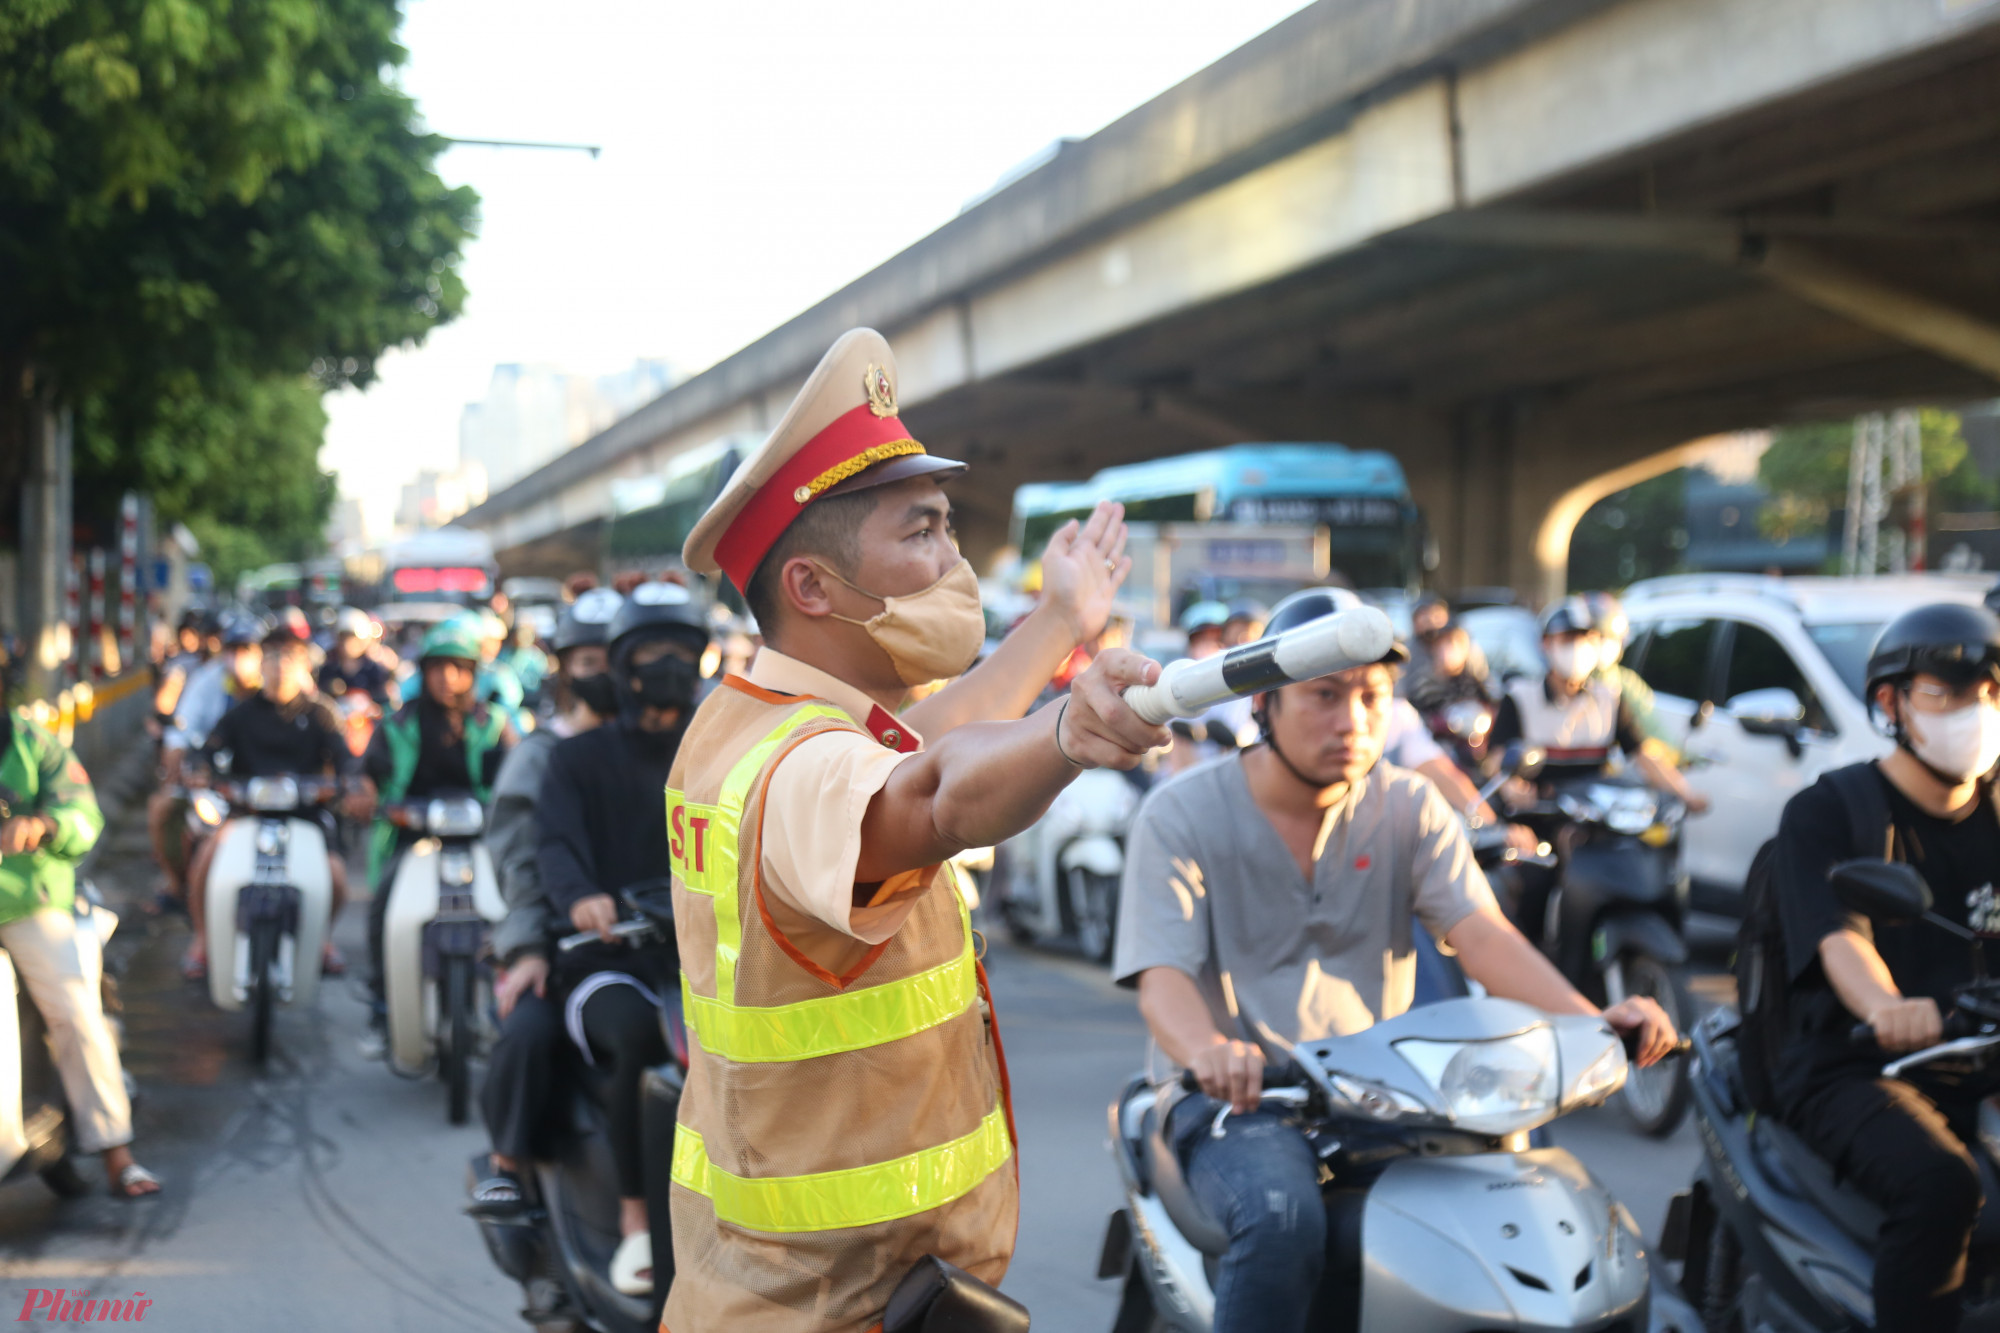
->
<box><xmin>11</xmin><ymin>360</ymin><xmax>73</xmax><ymax>704</ymax></box>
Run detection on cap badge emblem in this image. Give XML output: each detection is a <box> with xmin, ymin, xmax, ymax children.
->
<box><xmin>863</xmin><ymin>364</ymin><xmax>897</xmax><ymax>418</ymax></box>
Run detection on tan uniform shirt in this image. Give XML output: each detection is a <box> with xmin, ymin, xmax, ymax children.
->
<box><xmin>746</xmin><ymin>650</ymin><xmax>933</xmax><ymax>974</ymax></box>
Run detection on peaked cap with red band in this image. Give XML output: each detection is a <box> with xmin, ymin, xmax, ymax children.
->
<box><xmin>684</xmin><ymin>329</ymin><xmax>966</xmax><ymax>594</ymax></box>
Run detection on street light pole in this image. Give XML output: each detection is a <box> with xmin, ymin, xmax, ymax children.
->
<box><xmin>439</xmin><ymin>138</ymin><xmax>602</xmax><ymax>158</ymax></box>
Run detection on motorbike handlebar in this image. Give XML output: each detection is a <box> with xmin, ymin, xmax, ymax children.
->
<box><xmin>1177</xmin><ymin>1066</ymin><xmax>1299</xmax><ymax>1094</ymax></box>
<box><xmin>1848</xmin><ymin>1010</ymin><xmax>1975</xmax><ymax>1048</ymax></box>
<box><xmin>1124</xmin><ymin>608</ymin><xmax>1394</xmax><ymax>725</ymax></box>
<box><xmin>557</xmin><ymin>918</ymin><xmax>654</xmax><ymax>953</ymax></box>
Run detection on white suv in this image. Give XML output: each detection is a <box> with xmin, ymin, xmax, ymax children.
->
<box><xmin>1619</xmin><ymin>572</ymin><xmax>1993</xmax><ymax>913</ymax></box>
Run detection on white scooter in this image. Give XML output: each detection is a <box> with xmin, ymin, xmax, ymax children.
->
<box><xmin>197</xmin><ymin>775</ymin><xmax>338</xmax><ymax>1065</ymax></box>
<box><xmin>0</xmin><ymin>889</ymin><xmax>118</xmax><ymax>1197</ymax></box>
<box><xmin>378</xmin><ymin>792</ymin><xmax>501</xmax><ymax>1124</ymax></box>
<box><xmin>994</xmin><ymin>767</ymin><xmax>1139</xmax><ymax>963</ymax></box>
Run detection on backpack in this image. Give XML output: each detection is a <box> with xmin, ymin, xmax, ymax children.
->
<box><xmin>1734</xmin><ymin>763</ymin><xmax>1893</xmax><ymax>1114</ymax></box>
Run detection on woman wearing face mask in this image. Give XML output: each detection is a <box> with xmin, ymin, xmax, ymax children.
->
<box><xmin>1489</xmin><ymin>597</ymin><xmax>1709</xmax><ymax>812</ymax></box>
<box><xmin>532</xmin><ymin>581</ymin><xmax>710</xmax><ymax>1296</ymax></box>
<box><xmin>469</xmin><ymin>588</ymin><xmax>622</xmax><ymax>1221</ymax></box>
<box><xmin>1759</xmin><ymin>603</ymin><xmax>2000</xmax><ymax>1333</ymax></box>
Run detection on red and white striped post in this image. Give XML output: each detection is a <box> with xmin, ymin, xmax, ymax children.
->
<box><xmin>118</xmin><ymin>493</ymin><xmax>139</xmax><ymax>669</ymax></box>
<box><xmin>87</xmin><ymin>547</ymin><xmax>107</xmax><ymax>679</ymax></box>
<box><xmin>64</xmin><ymin>552</ymin><xmax>82</xmax><ymax>686</ymax></box>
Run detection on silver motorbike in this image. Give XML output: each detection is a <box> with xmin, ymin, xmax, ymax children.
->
<box><xmin>1100</xmin><ymin>996</ymin><xmax>1700</xmax><ymax>1332</ymax></box>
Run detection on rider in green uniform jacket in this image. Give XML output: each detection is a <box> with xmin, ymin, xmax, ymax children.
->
<box><xmin>0</xmin><ymin>709</ymin><xmax>159</xmax><ymax>1196</ymax></box>
<box><xmin>0</xmin><ymin>710</ymin><xmax>103</xmax><ymax>925</ymax></box>
<box><xmin>353</xmin><ymin>622</ymin><xmax>512</xmax><ymax>1057</ymax></box>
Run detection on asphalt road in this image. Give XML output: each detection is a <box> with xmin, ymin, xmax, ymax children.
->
<box><xmin>0</xmin><ymin>740</ymin><xmax>1715</xmax><ymax>1333</ymax></box>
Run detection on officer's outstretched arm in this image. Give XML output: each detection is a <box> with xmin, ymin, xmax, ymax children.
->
<box><xmin>855</xmin><ymin>649</ymin><xmax>1167</xmax><ymax>883</ymax></box>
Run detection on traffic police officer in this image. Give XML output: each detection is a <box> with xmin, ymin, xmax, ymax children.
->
<box><xmin>665</xmin><ymin>328</ymin><xmax>1165</xmax><ymax>1331</ymax></box>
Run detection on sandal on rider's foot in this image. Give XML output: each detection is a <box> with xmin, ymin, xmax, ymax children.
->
<box><xmin>321</xmin><ymin>944</ymin><xmax>347</xmax><ymax>977</ymax></box>
<box><xmin>180</xmin><ymin>946</ymin><xmax>206</xmax><ymax>983</ymax></box>
<box><xmin>466</xmin><ymin>1170</ymin><xmax>525</xmax><ymax>1219</ymax></box>
<box><xmin>610</xmin><ymin>1232</ymin><xmax>653</xmax><ymax>1296</ymax></box>
<box><xmin>111</xmin><ymin>1163</ymin><xmax>161</xmax><ymax>1198</ymax></box>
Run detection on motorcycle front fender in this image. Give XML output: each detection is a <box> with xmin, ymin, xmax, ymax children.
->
<box><xmin>1058</xmin><ymin>835</ymin><xmax>1124</xmax><ymax>878</ymax></box>
<box><xmin>1360</xmin><ymin>1149</ymin><xmax>1647</xmax><ymax>1331</ymax></box>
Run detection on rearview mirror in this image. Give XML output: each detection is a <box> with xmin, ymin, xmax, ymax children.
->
<box><xmin>1829</xmin><ymin>860</ymin><xmax>1932</xmax><ymax>923</ymax></box>
<box><xmin>1730</xmin><ymin>688</ymin><xmax>1804</xmax><ymax>735</ymax></box>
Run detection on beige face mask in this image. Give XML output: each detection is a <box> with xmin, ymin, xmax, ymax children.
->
<box><xmin>816</xmin><ymin>557</ymin><xmax>986</xmax><ymax>687</ymax></box>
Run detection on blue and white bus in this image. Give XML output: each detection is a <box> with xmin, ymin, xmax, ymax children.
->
<box><xmin>1011</xmin><ymin>443</ymin><xmax>1428</xmax><ymax>597</ymax></box>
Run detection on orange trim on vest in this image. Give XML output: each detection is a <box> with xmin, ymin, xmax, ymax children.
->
<box><xmin>747</xmin><ymin>727</ymin><xmax>897</xmax><ymax>990</ymax></box>
<box><xmin>977</xmin><ymin>959</ymin><xmax>1020</xmax><ymax>1155</ymax></box>
<box><xmin>723</xmin><ymin>673</ymin><xmax>801</xmax><ymax>705</ymax></box>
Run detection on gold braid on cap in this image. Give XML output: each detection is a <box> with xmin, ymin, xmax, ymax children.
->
<box><xmin>797</xmin><ymin>439</ymin><xmax>926</xmax><ymax>503</ymax></box>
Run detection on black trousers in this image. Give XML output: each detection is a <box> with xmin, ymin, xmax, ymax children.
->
<box><xmin>575</xmin><ymin>983</ymin><xmax>668</xmax><ymax>1200</ymax></box>
<box><xmin>480</xmin><ymin>991</ymin><xmax>562</xmax><ymax>1164</ymax></box>
<box><xmin>1787</xmin><ymin>1076</ymin><xmax>1984</xmax><ymax>1333</ymax></box>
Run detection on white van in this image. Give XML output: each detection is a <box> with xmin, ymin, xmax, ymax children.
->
<box><xmin>1620</xmin><ymin>573</ymin><xmax>1992</xmax><ymax>913</ymax></box>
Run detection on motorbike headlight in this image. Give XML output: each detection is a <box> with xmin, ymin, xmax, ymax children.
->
<box><xmin>246</xmin><ymin>776</ymin><xmax>299</xmax><ymax>811</ymax></box>
<box><xmin>1444</xmin><ymin>701</ymin><xmax>1490</xmax><ymax>741</ymax></box>
<box><xmin>1394</xmin><ymin>1027</ymin><xmax>1558</xmax><ymax>1135</ymax></box>
<box><xmin>1568</xmin><ymin>1043</ymin><xmax>1627</xmax><ymax>1108</ymax></box>
<box><xmin>425</xmin><ymin>796</ymin><xmax>484</xmax><ymax>837</ymax></box>
<box><xmin>1590</xmin><ymin>784</ymin><xmax>1657</xmax><ymax>836</ymax></box>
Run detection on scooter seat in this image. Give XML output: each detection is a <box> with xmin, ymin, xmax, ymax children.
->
<box><xmin>1143</xmin><ymin>1099</ymin><xmax>1233</xmax><ymax>1257</ymax></box>
<box><xmin>1751</xmin><ymin>1116</ymin><xmax>1884</xmax><ymax>1242</ymax></box>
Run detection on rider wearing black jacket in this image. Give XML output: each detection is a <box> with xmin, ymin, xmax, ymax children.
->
<box><xmin>186</xmin><ymin>618</ymin><xmax>354</xmax><ymax>979</ymax></box>
<box><xmin>534</xmin><ymin>581</ymin><xmax>708</xmax><ymax>1297</ymax></box>
<box><xmin>1770</xmin><ymin>604</ymin><xmax>2000</xmax><ymax>1333</ymax></box>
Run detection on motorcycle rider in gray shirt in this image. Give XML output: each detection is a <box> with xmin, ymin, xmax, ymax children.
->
<box><xmin>1113</xmin><ymin>588</ymin><xmax>1678</xmax><ymax>1333</ymax></box>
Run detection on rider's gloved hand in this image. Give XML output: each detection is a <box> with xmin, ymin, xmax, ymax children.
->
<box><xmin>1602</xmin><ymin>995</ymin><xmax>1678</xmax><ymax>1067</ymax></box>
<box><xmin>570</xmin><ymin>894</ymin><xmax>619</xmax><ymax>943</ymax></box>
<box><xmin>1189</xmin><ymin>1037</ymin><xmax>1266</xmax><ymax>1116</ymax></box>
<box><xmin>1867</xmin><ymin>997</ymin><xmax>1943</xmax><ymax>1053</ymax></box>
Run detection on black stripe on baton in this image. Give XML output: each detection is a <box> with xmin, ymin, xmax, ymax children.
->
<box><xmin>1220</xmin><ymin>641</ymin><xmax>1290</xmax><ymax>694</ymax></box>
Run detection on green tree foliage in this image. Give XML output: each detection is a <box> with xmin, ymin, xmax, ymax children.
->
<box><xmin>0</xmin><ymin>0</ymin><xmax>476</xmax><ymax>574</ymax></box>
<box><xmin>1757</xmin><ymin>410</ymin><xmax>1993</xmax><ymax>546</ymax></box>
<box><xmin>1568</xmin><ymin>470</ymin><xmax>1689</xmax><ymax>589</ymax></box>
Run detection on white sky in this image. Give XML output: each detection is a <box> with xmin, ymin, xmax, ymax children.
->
<box><xmin>324</xmin><ymin>0</ymin><xmax>1309</xmax><ymax>536</ymax></box>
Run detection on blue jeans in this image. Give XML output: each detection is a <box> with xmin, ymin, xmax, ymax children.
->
<box><xmin>1168</xmin><ymin>1094</ymin><xmax>1339</xmax><ymax>1333</ymax></box>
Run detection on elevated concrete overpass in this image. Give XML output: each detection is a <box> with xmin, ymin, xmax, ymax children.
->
<box><xmin>460</xmin><ymin>0</ymin><xmax>2000</xmax><ymax>601</ymax></box>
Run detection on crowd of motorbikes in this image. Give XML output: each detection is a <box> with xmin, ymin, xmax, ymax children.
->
<box><xmin>4</xmin><ymin>590</ymin><xmax>1971</xmax><ymax>1333</ymax></box>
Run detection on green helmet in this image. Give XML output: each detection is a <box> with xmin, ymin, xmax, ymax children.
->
<box><xmin>420</xmin><ymin>620</ymin><xmax>483</xmax><ymax>664</ymax></box>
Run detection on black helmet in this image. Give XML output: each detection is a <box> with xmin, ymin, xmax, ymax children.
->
<box><xmin>608</xmin><ymin>581</ymin><xmax>709</xmax><ymax>658</ymax></box>
<box><xmin>1865</xmin><ymin>602</ymin><xmax>2000</xmax><ymax>700</ymax></box>
<box><xmin>1539</xmin><ymin>596</ymin><xmax>1597</xmax><ymax>638</ymax></box>
<box><xmin>554</xmin><ymin>588</ymin><xmax>623</xmax><ymax>655</ymax></box>
<box><xmin>1261</xmin><ymin>588</ymin><xmax>1409</xmax><ymax>665</ymax></box>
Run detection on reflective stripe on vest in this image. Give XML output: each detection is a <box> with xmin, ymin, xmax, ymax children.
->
<box><xmin>672</xmin><ymin>1102</ymin><xmax>1010</xmax><ymax>1234</ymax></box>
<box><xmin>667</xmin><ymin>701</ymin><xmax>980</xmax><ymax>1061</ymax></box>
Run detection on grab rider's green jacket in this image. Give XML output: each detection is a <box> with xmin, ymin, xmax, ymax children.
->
<box><xmin>363</xmin><ymin>698</ymin><xmax>508</xmax><ymax>883</ymax></box>
<box><xmin>0</xmin><ymin>709</ymin><xmax>105</xmax><ymax>929</ymax></box>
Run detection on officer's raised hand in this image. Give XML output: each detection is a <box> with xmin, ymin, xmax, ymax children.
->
<box><xmin>1059</xmin><ymin>649</ymin><xmax>1172</xmax><ymax>770</ymax></box>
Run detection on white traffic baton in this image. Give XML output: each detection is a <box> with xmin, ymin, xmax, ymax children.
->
<box><xmin>1122</xmin><ymin>606</ymin><xmax>1395</xmax><ymax>724</ymax></box>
